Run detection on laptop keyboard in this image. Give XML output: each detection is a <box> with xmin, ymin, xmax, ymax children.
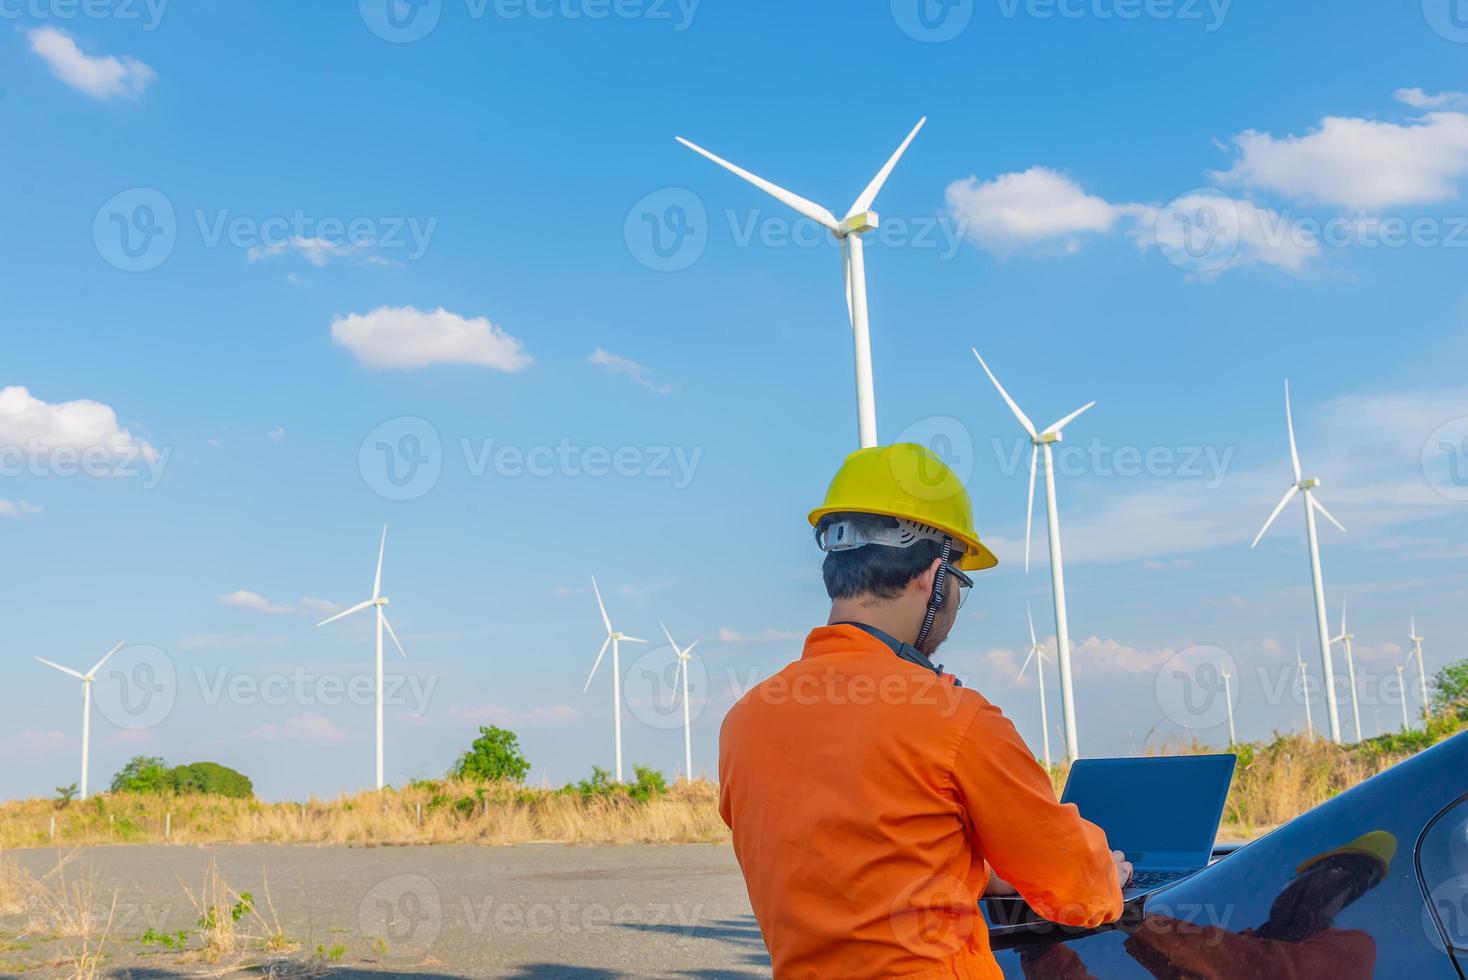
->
<box><xmin>1127</xmin><ymin>869</ymin><xmax>1186</xmax><ymax>889</ymax></box>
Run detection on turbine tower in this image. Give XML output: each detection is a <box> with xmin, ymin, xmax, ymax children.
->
<box><xmin>1396</xmin><ymin>663</ymin><xmax>1411</xmax><ymax>732</ymax></box>
<box><xmin>1296</xmin><ymin>641</ymin><xmax>1315</xmax><ymax>739</ymax></box>
<box><xmin>660</xmin><ymin>622</ymin><xmax>699</xmax><ymax>781</ymax></box>
<box><xmin>677</xmin><ymin>118</ymin><xmax>927</xmax><ymax>448</ymax></box>
<box><xmin>1017</xmin><ymin>604</ymin><xmax>1053</xmax><ymax>770</ymax></box>
<box><xmin>1222</xmin><ymin>669</ymin><xmax>1237</xmax><ymax>747</ymax></box>
<box><xmin>1329</xmin><ymin>598</ymin><xmax>1363</xmax><ymax>742</ymax></box>
<box><xmin>584</xmin><ymin>576</ymin><xmax>646</xmax><ymax>783</ymax></box>
<box><xmin>316</xmin><ymin>526</ymin><xmax>409</xmax><ymax>791</ymax></box>
<box><xmin>1252</xmin><ymin>381</ymin><xmax>1347</xmax><ymax>744</ymax></box>
<box><xmin>1410</xmin><ymin>615</ymin><xmax>1429</xmax><ymax>723</ymax></box>
<box><xmin>35</xmin><ymin>643</ymin><xmax>124</xmax><ymax>800</ymax></box>
<box><xmin>973</xmin><ymin>348</ymin><xmax>1094</xmax><ymax>762</ymax></box>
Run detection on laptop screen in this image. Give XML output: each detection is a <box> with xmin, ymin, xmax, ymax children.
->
<box><xmin>1060</xmin><ymin>754</ymin><xmax>1236</xmax><ymax>871</ymax></box>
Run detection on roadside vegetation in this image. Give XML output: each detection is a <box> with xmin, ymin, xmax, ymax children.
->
<box><xmin>6</xmin><ymin>661</ymin><xmax>1468</xmax><ymax>848</ymax></box>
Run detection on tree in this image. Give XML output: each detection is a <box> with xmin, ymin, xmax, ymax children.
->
<box><xmin>54</xmin><ymin>784</ymin><xmax>77</xmax><ymax>807</ymax></box>
<box><xmin>1432</xmin><ymin>660</ymin><xmax>1468</xmax><ymax>721</ymax></box>
<box><xmin>451</xmin><ymin>726</ymin><xmax>530</xmax><ymax>783</ymax></box>
<box><xmin>111</xmin><ymin>756</ymin><xmax>171</xmax><ymax>794</ymax></box>
<box><xmin>168</xmin><ymin>762</ymin><xmax>253</xmax><ymax>798</ymax></box>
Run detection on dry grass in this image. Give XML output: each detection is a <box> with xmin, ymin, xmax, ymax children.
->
<box><xmin>5</xmin><ymin>725</ymin><xmax>1462</xmax><ymax>851</ymax></box>
<box><xmin>0</xmin><ymin>778</ymin><xmax>728</xmax><ymax>849</ymax></box>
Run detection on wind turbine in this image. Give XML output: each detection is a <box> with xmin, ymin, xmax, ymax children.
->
<box><xmin>1017</xmin><ymin>604</ymin><xmax>1053</xmax><ymax>770</ymax></box>
<box><xmin>583</xmin><ymin>576</ymin><xmax>646</xmax><ymax>783</ymax></box>
<box><xmin>1296</xmin><ymin>641</ymin><xmax>1315</xmax><ymax>739</ymax></box>
<box><xmin>1396</xmin><ymin>664</ymin><xmax>1411</xmax><ymax>732</ymax></box>
<box><xmin>1329</xmin><ymin>598</ymin><xmax>1363</xmax><ymax>742</ymax></box>
<box><xmin>35</xmin><ymin>643</ymin><xmax>124</xmax><ymax>800</ymax></box>
<box><xmin>1410</xmin><ymin>615</ymin><xmax>1430</xmax><ymax>724</ymax></box>
<box><xmin>660</xmin><ymin>622</ymin><xmax>699</xmax><ymax>781</ymax></box>
<box><xmin>1252</xmin><ymin>381</ymin><xmax>1347</xmax><ymax>744</ymax></box>
<box><xmin>973</xmin><ymin>348</ymin><xmax>1094</xmax><ymax>762</ymax></box>
<box><xmin>1222</xmin><ymin>669</ymin><xmax>1237</xmax><ymax>747</ymax></box>
<box><xmin>316</xmin><ymin>526</ymin><xmax>408</xmax><ymax>791</ymax></box>
<box><xmin>676</xmin><ymin>118</ymin><xmax>927</xmax><ymax>448</ymax></box>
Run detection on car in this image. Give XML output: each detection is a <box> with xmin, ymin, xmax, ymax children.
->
<box><xmin>987</xmin><ymin>732</ymin><xmax>1468</xmax><ymax>978</ymax></box>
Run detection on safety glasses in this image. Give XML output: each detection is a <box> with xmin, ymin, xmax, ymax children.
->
<box><xmin>945</xmin><ymin>563</ymin><xmax>974</xmax><ymax>609</ymax></box>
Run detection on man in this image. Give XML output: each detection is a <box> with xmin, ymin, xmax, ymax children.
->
<box><xmin>719</xmin><ymin>443</ymin><xmax>1128</xmax><ymax>979</ymax></box>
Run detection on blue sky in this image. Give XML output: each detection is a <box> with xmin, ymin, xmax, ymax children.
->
<box><xmin>4</xmin><ymin>0</ymin><xmax>1468</xmax><ymax>800</ymax></box>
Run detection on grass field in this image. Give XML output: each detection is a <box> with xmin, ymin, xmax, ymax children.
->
<box><xmin>3</xmin><ymin>721</ymin><xmax>1463</xmax><ymax>850</ymax></box>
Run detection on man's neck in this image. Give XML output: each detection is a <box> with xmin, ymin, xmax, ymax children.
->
<box><xmin>827</xmin><ymin>599</ymin><xmax>918</xmax><ymax>647</ymax></box>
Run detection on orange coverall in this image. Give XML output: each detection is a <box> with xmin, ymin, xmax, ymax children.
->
<box><xmin>719</xmin><ymin>625</ymin><xmax>1122</xmax><ymax>979</ymax></box>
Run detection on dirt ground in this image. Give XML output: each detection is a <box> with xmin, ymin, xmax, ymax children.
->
<box><xmin>1</xmin><ymin>842</ymin><xmax>770</xmax><ymax>978</ymax></box>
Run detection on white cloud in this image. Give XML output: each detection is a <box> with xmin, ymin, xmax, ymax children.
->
<box><xmin>0</xmin><ymin>386</ymin><xmax>157</xmax><ymax>461</ymax></box>
<box><xmin>589</xmin><ymin>348</ymin><xmax>671</xmax><ymax>394</ymax></box>
<box><xmin>442</xmin><ymin>704</ymin><xmax>580</xmax><ymax>727</ymax></box>
<box><xmin>299</xmin><ymin>597</ymin><xmax>344</xmax><ymax>617</ymax></box>
<box><xmin>265</xmin><ymin>426</ymin><xmax>286</xmax><ymax>443</ymax></box>
<box><xmin>946</xmin><ymin>167</ymin><xmax>1132</xmax><ymax>252</ymax></box>
<box><xmin>249</xmin><ymin>237</ymin><xmax>347</xmax><ymax>268</ymax></box>
<box><xmin>1212</xmin><ymin>111</ymin><xmax>1468</xmax><ymax>210</ymax></box>
<box><xmin>1133</xmin><ymin>194</ymin><xmax>1321</xmax><ymax>274</ymax></box>
<box><xmin>217</xmin><ymin>590</ymin><xmax>294</xmax><ymax>615</ymax></box>
<box><xmin>0</xmin><ymin>500</ymin><xmax>43</xmax><ymax>520</ymax></box>
<box><xmin>28</xmin><ymin>27</ymin><xmax>155</xmax><ymax>100</ymax></box>
<box><xmin>0</xmin><ymin>729</ymin><xmax>71</xmax><ymax>755</ymax></box>
<box><xmin>246</xmin><ymin>713</ymin><xmax>347</xmax><ymax>746</ymax></box>
<box><xmin>1396</xmin><ymin>88</ymin><xmax>1468</xmax><ymax>110</ymax></box>
<box><xmin>331</xmin><ymin>306</ymin><xmax>533</xmax><ymax>372</ymax></box>
<box><xmin>718</xmin><ymin>627</ymin><xmax>803</xmax><ymax>644</ymax></box>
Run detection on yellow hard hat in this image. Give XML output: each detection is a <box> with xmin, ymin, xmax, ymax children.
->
<box><xmin>1296</xmin><ymin>830</ymin><xmax>1398</xmax><ymax>875</ymax></box>
<box><xmin>809</xmin><ymin>443</ymin><xmax>998</xmax><ymax>572</ymax></box>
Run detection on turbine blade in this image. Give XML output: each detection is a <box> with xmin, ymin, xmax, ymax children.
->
<box><xmin>676</xmin><ymin>137</ymin><xmax>840</xmax><ymax>231</ymax></box>
<box><xmin>846</xmin><ymin>117</ymin><xmax>927</xmax><ymax>219</ymax></box>
<box><xmin>1019</xmin><ymin>647</ymin><xmax>1037</xmax><ymax>678</ymax></box>
<box><xmin>1250</xmin><ymin>486</ymin><xmax>1299</xmax><ymax>549</ymax></box>
<box><xmin>35</xmin><ymin>657</ymin><xmax>84</xmax><ymax>681</ymax></box>
<box><xmin>1042</xmin><ymin>401</ymin><xmax>1096</xmax><ymax>437</ymax></box>
<box><xmin>583</xmin><ymin>637</ymin><xmax>611</xmax><ymax>692</ymax></box>
<box><xmin>660</xmin><ymin>620</ymin><xmax>679</xmax><ymax>655</ymax></box>
<box><xmin>87</xmin><ymin>641</ymin><xmax>125</xmax><ymax>678</ymax></box>
<box><xmin>1284</xmin><ymin>380</ymin><xmax>1302</xmax><ymax>483</ymax></box>
<box><xmin>682</xmin><ymin>640</ymin><xmax>699</xmax><ymax>657</ymax></box>
<box><xmin>382</xmin><ymin>613</ymin><xmax>408</xmax><ymax>659</ymax></box>
<box><xmin>591</xmin><ymin>576</ymin><xmax>612</xmax><ymax>635</ymax></box>
<box><xmin>842</xmin><ymin>238</ymin><xmax>855</xmax><ymax>331</ymax></box>
<box><xmin>316</xmin><ymin>598</ymin><xmax>374</xmax><ymax>627</ymax></box>
<box><xmin>621</xmin><ymin>636</ymin><xmax>649</xmax><ymax>645</ymax></box>
<box><xmin>1025</xmin><ymin>445</ymin><xmax>1038</xmax><ymax>574</ymax></box>
<box><xmin>1340</xmin><ymin>596</ymin><xmax>1348</xmax><ymax>636</ymax></box>
<box><xmin>1027</xmin><ymin>603</ymin><xmax>1038</xmax><ymax>651</ymax></box>
<box><xmin>373</xmin><ymin>525</ymin><xmax>387</xmax><ymax>598</ymax></box>
<box><xmin>672</xmin><ymin>657</ymin><xmax>687</xmax><ymax>708</ymax></box>
<box><xmin>971</xmin><ymin>348</ymin><xmax>1038</xmax><ymax>438</ymax></box>
<box><xmin>1310</xmin><ymin>495</ymin><xmax>1346</xmax><ymax>534</ymax></box>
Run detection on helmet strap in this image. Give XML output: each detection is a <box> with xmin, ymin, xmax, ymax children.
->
<box><xmin>914</xmin><ymin>537</ymin><xmax>953</xmax><ymax>653</ymax></box>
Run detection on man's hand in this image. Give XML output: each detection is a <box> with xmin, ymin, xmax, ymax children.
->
<box><xmin>1113</xmin><ymin>850</ymin><xmax>1134</xmax><ymax>888</ymax></box>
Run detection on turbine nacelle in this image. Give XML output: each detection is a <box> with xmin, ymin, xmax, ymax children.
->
<box><xmin>838</xmin><ymin>211</ymin><xmax>880</xmax><ymax>237</ymax></box>
<box><xmin>1033</xmin><ymin>431</ymin><xmax>1063</xmax><ymax>446</ymax></box>
<box><xmin>1298</xmin><ymin>478</ymin><xmax>1321</xmax><ymax>490</ymax></box>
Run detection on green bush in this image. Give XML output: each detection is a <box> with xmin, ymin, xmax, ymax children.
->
<box><xmin>450</xmin><ymin>726</ymin><xmax>531</xmax><ymax>784</ymax></box>
<box><xmin>629</xmin><ymin>765</ymin><xmax>668</xmax><ymax>803</ymax></box>
<box><xmin>168</xmin><ymin>762</ymin><xmax>253</xmax><ymax>798</ymax></box>
<box><xmin>111</xmin><ymin>756</ymin><xmax>171</xmax><ymax>794</ymax></box>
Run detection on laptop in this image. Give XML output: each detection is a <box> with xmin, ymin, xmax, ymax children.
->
<box><xmin>1062</xmin><ymin>754</ymin><xmax>1236</xmax><ymax>899</ymax></box>
<box><xmin>984</xmin><ymin>753</ymin><xmax>1236</xmax><ymax>927</ymax></box>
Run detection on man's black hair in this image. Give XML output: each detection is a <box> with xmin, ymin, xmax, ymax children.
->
<box><xmin>816</xmin><ymin>513</ymin><xmax>945</xmax><ymax>601</ymax></box>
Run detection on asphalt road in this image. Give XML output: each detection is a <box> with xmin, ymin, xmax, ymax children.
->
<box><xmin>4</xmin><ymin>843</ymin><xmax>770</xmax><ymax>979</ymax></box>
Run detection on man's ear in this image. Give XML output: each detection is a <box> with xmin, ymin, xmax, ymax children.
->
<box><xmin>910</xmin><ymin>557</ymin><xmax>942</xmax><ymax>599</ymax></box>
